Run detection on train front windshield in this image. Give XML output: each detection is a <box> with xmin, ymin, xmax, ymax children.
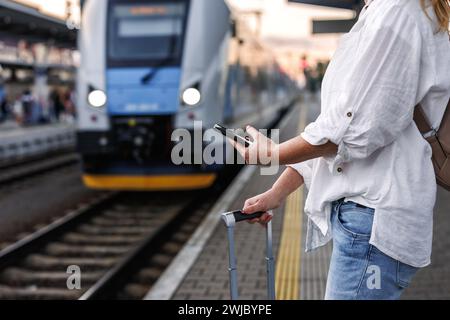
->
<box><xmin>108</xmin><ymin>2</ymin><xmax>188</xmax><ymax>67</ymax></box>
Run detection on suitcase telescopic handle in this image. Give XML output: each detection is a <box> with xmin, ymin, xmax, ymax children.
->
<box><xmin>221</xmin><ymin>210</ymin><xmax>276</xmax><ymax>300</ymax></box>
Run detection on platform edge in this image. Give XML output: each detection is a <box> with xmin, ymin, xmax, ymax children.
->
<box><xmin>144</xmin><ymin>105</ymin><xmax>298</xmax><ymax>300</ymax></box>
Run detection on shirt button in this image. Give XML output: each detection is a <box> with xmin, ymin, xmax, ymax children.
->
<box><xmin>346</xmin><ymin>112</ymin><xmax>353</xmax><ymax>118</ymax></box>
<box><xmin>337</xmin><ymin>167</ymin><xmax>343</xmax><ymax>173</ymax></box>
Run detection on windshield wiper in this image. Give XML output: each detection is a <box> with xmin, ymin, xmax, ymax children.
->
<box><xmin>141</xmin><ymin>35</ymin><xmax>178</xmax><ymax>85</ymax></box>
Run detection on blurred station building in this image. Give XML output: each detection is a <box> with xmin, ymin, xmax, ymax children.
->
<box><xmin>0</xmin><ymin>0</ymin><xmax>78</xmax><ymax>127</ymax></box>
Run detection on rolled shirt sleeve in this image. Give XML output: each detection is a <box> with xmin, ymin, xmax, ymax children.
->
<box><xmin>302</xmin><ymin>5</ymin><xmax>424</xmax><ymax>172</ymax></box>
<box><xmin>288</xmin><ymin>160</ymin><xmax>314</xmax><ymax>189</ymax></box>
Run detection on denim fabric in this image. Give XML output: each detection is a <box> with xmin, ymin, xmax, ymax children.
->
<box><xmin>325</xmin><ymin>199</ymin><xmax>419</xmax><ymax>300</ymax></box>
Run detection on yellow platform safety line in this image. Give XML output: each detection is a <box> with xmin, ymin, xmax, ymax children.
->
<box><xmin>275</xmin><ymin>105</ymin><xmax>307</xmax><ymax>300</ymax></box>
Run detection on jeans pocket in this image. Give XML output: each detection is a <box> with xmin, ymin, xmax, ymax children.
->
<box><xmin>396</xmin><ymin>262</ymin><xmax>418</xmax><ymax>289</ymax></box>
<box><xmin>337</xmin><ymin>202</ymin><xmax>375</xmax><ymax>238</ymax></box>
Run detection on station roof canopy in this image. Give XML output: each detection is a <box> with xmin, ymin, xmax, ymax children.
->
<box><xmin>288</xmin><ymin>0</ymin><xmax>363</xmax><ymax>10</ymax></box>
<box><xmin>0</xmin><ymin>0</ymin><xmax>76</xmax><ymax>47</ymax></box>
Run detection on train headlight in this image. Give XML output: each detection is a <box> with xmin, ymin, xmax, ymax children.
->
<box><xmin>88</xmin><ymin>90</ymin><xmax>107</xmax><ymax>108</ymax></box>
<box><xmin>182</xmin><ymin>88</ymin><xmax>201</xmax><ymax>106</ymax></box>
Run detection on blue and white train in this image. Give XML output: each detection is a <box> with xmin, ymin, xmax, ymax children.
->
<box><xmin>77</xmin><ymin>0</ymin><xmax>297</xmax><ymax>191</ymax></box>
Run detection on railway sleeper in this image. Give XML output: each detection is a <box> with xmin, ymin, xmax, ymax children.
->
<box><xmin>76</xmin><ymin>225</ymin><xmax>154</xmax><ymax>236</ymax></box>
<box><xmin>0</xmin><ymin>267</ymin><xmax>102</xmax><ymax>287</ymax></box>
<box><xmin>44</xmin><ymin>243</ymin><xmax>130</xmax><ymax>257</ymax></box>
<box><xmin>23</xmin><ymin>254</ymin><xmax>118</xmax><ymax>271</ymax></box>
<box><xmin>0</xmin><ymin>284</ymin><xmax>84</xmax><ymax>300</ymax></box>
<box><xmin>89</xmin><ymin>217</ymin><xmax>159</xmax><ymax>227</ymax></box>
<box><xmin>61</xmin><ymin>232</ymin><xmax>144</xmax><ymax>245</ymax></box>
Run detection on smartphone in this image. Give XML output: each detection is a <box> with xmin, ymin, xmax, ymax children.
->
<box><xmin>214</xmin><ymin>124</ymin><xmax>253</xmax><ymax>147</ymax></box>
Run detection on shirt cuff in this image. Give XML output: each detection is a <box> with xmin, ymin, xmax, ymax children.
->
<box><xmin>288</xmin><ymin>162</ymin><xmax>313</xmax><ymax>189</ymax></box>
<box><xmin>301</xmin><ymin>126</ymin><xmax>351</xmax><ymax>174</ymax></box>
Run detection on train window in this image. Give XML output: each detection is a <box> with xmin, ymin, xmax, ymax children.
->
<box><xmin>108</xmin><ymin>2</ymin><xmax>187</xmax><ymax>67</ymax></box>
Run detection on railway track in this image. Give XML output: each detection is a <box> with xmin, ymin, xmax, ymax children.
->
<box><xmin>0</xmin><ymin>102</ymin><xmax>294</xmax><ymax>300</ymax></box>
<box><xmin>0</xmin><ymin>184</ymin><xmax>226</xmax><ymax>300</ymax></box>
<box><xmin>82</xmin><ymin>198</ymin><xmax>214</xmax><ymax>300</ymax></box>
<box><xmin>0</xmin><ymin>152</ymin><xmax>80</xmax><ymax>187</ymax></box>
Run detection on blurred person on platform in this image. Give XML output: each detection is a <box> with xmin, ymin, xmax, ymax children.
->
<box><xmin>50</xmin><ymin>88</ymin><xmax>64</xmax><ymax>122</ymax></box>
<box><xmin>316</xmin><ymin>61</ymin><xmax>328</xmax><ymax>89</ymax></box>
<box><xmin>300</xmin><ymin>55</ymin><xmax>320</xmax><ymax>94</ymax></box>
<box><xmin>0</xmin><ymin>77</ymin><xmax>8</xmax><ymax>123</ymax></box>
<box><xmin>21</xmin><ymin>90</ymin><xmax>34</xmax><ymax>125</ymax></box>
<box><xmin>300</xmin><ymin>54</ymin><xmax>309</xmax><ymax>74</ymax></box>
<box><xmin>12</xmin><ymin>95</ymin><xmax>24</xmax><ymax>125</ymax></box>
<box><xmin>62</xmin><ymin>87</ymin><xmax>76</xmax><ymax>124</ymax></box>
<box><xmin>18</xmin><ymin>90</ymin><xmax>43</xmax><ymax>126</ymax></box>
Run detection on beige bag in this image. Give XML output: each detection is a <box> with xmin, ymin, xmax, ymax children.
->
<box><xmin>414</xmin><ymin>99</ymin><xmax>450</xmax><ymax>191</ymax></box>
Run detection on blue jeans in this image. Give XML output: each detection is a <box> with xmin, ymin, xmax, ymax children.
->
<box><xmin>325</xmin><ymin>199</ymin><xmax>419</xmax><ymax>300</ymax></box>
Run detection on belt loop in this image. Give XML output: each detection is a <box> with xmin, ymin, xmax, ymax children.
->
<box><xmin>338</xmin><ymin>198</ymin><xmax>345</xmax><ymax>212</ymax></box>
<box><xmin>334</xmin><ymin>198</ymin><xmax>344</xmax><ymax>213</ymax></box>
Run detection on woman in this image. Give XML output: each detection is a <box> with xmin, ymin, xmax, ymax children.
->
<box><xmin>232</xmin><ymin>0</ymin><xmax>450</xmax><ymax>300</ymax></box>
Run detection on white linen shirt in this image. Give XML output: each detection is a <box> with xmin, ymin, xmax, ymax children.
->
<box><xmin>290</xmin><ymin>0</ymin><xmax>450</xmax><ymax>268</ymax></box>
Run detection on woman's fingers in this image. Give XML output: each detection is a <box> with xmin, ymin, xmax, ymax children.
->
<box><xmin>243</xmin><ymin>197</ymin><xmax>257</xmax><ymax>209</ymax></box>
<box><xmin>243</xmin><ymin>197</ymin><xmax>264</xmax><ymax>223</ymax></box>
<box><xmin>261</xmin><ymin>212</ymin><xmax>273</xmax><ymax>223</ymax></box>
<box><xmin>247</xmin><ymin>212</ymin><xmax>273</xmax><ymax>226</ymax></box>
<box><xmin>243</xmin><ymin>194</ymin><xmax>267</xmax><ymax>214</ymax></box>
<box><xmin>246</xmin><ymin>126</ymin><xmax>260</xmax><ymax>140</ymax></box>
<box><xmin>243</xmin><ymin>193</ymin><xmax>275</xmax><ymax>225</ymax></box>
<box><xmin>255</xmin><ymin>212</ymin><xmax>273</xmax><ymax>226</ymax></box>
<box><xmin>243</xmin><ymin>202</ymin><xmax>262</xmax><ymax>214</ymax></box>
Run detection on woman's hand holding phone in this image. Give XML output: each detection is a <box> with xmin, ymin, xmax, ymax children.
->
<box><xmin>231</xmin><ymin>126</ymin><xmax>279</xmax><ymax>165</ymax></box>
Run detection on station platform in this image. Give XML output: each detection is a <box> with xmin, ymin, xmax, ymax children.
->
<box><xmin>145</xmin><ymin>98</ymin><xmax>450</xmax><ymax>300</ymax></box>
<box><xmin>0</xmin><ymin>121</ymin><xmax>75</xmax><ymax>165</ymax></box>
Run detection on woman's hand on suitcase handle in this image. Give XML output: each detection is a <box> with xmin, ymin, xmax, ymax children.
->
<box><xmin>242</xmin><ymin>167</ymin><xmax>305</xmax><ymax>226</ymax></box>
<box><xmin>242</xmin><ymin>189</ymin><xmax>283</xmax><ymax>226</ymax></box>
